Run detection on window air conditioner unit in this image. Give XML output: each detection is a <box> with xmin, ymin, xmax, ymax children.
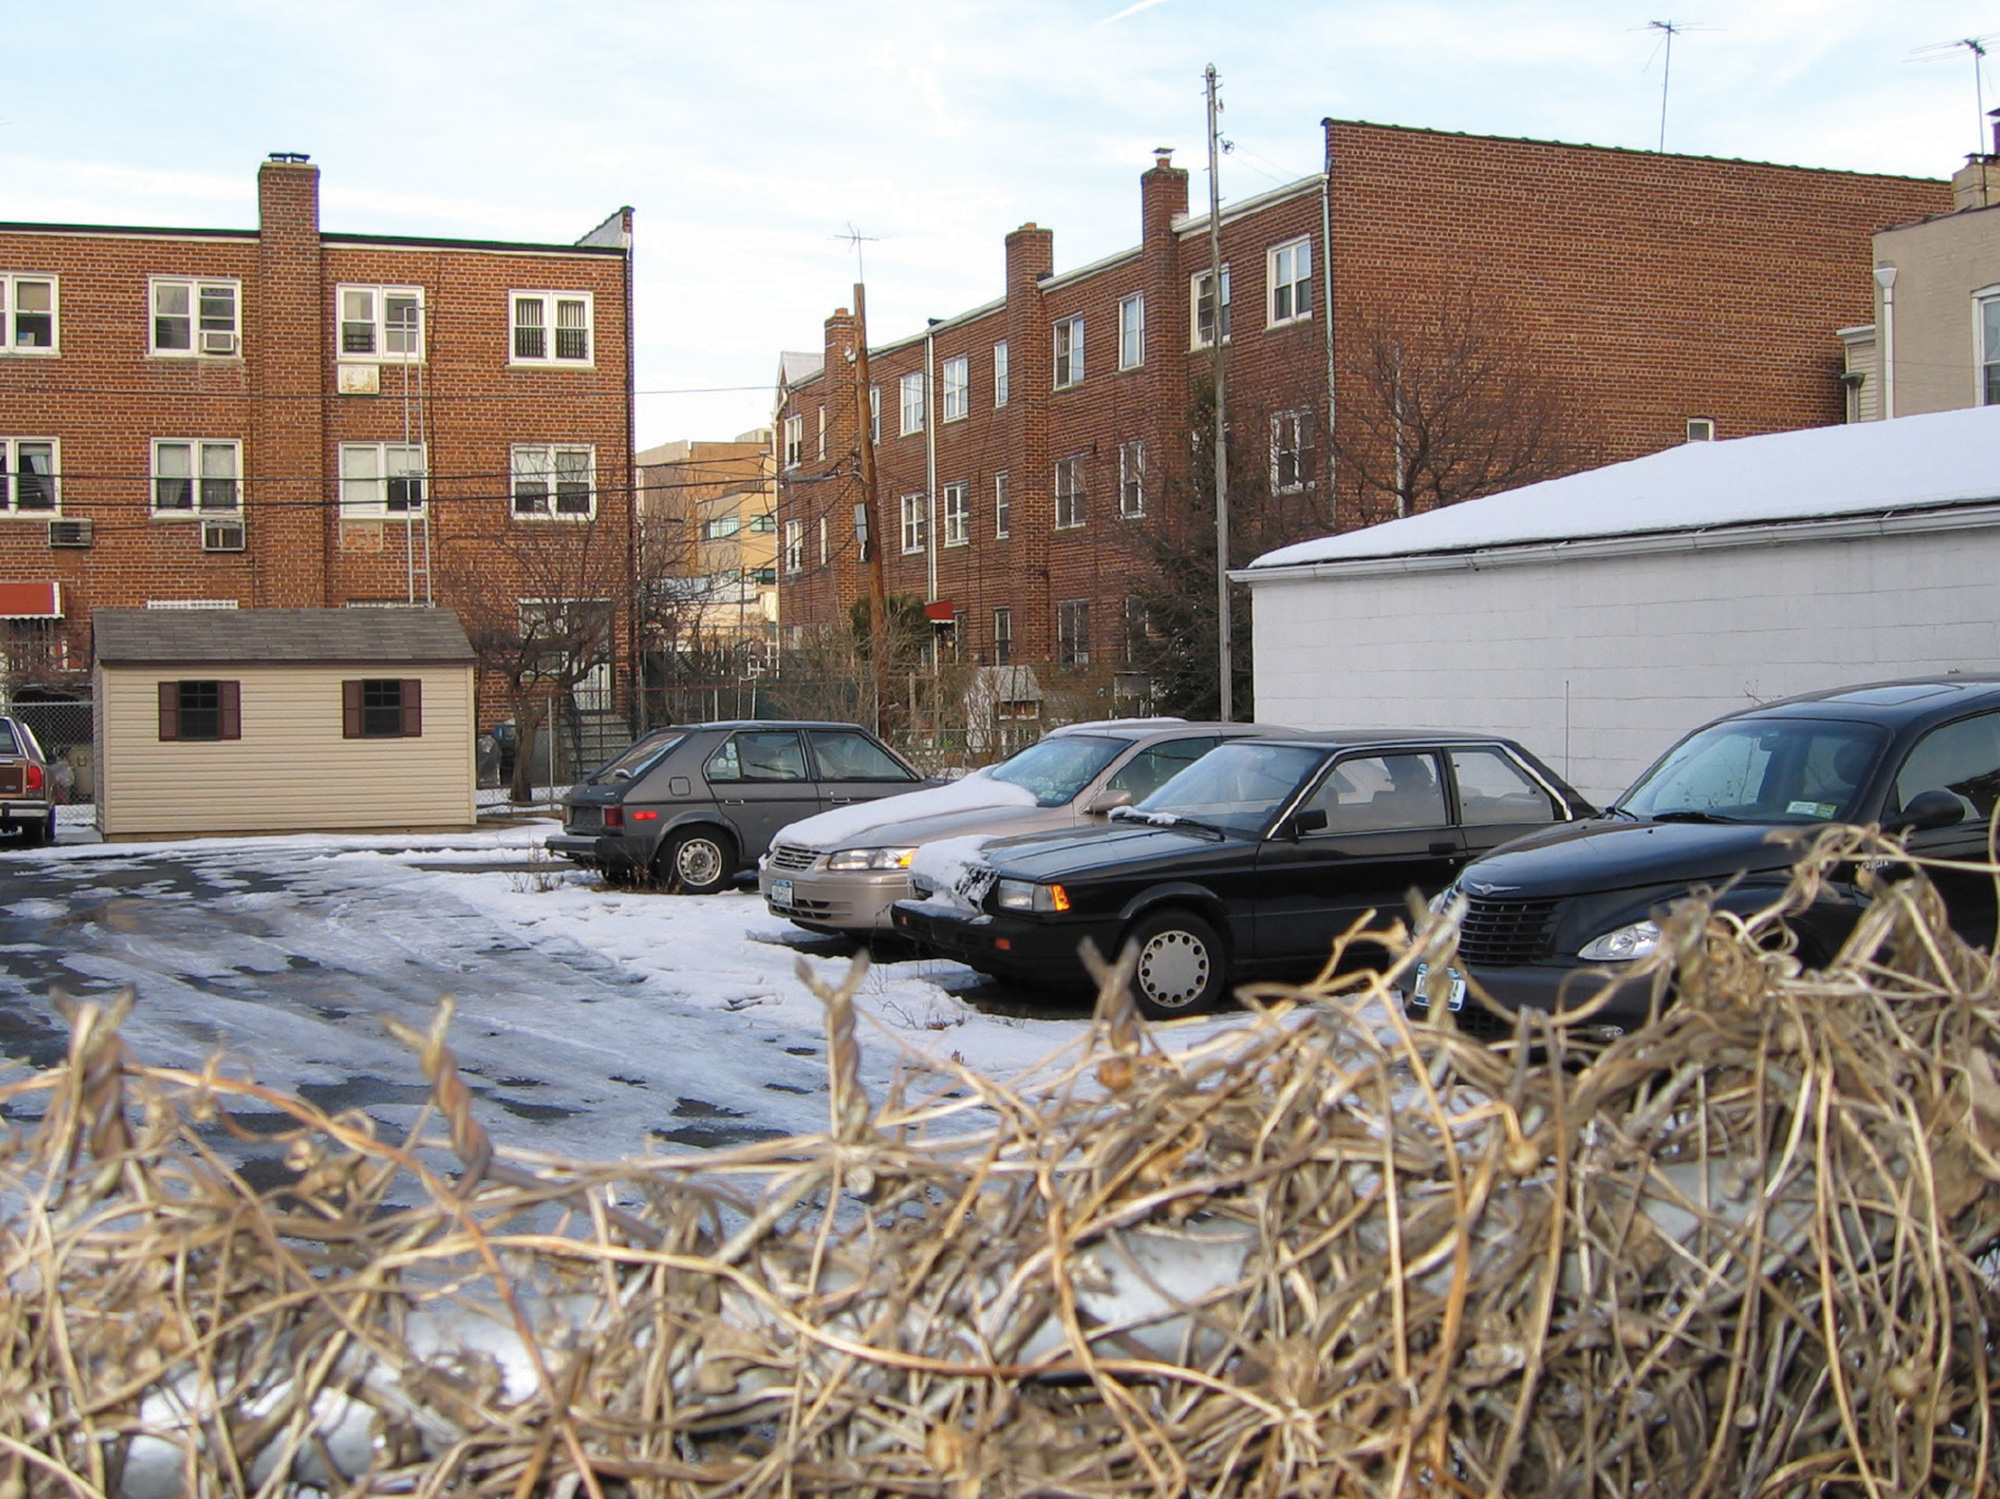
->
<box><xmin>47</xmin><ymin>518</ymin><xmax>92</xmax><ymax>548</ymax></box>
<box><xmin>200</xmin><ymin>331</ymin><xmax>239</xmax><ymax>355</ymax></box>
<box><xmin>201</xmin><ymin>520</ymin><xmax>247</xmax><ymax>552</ymax></box>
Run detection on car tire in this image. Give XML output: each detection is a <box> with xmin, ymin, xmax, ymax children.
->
<box><xmin>661</xmin><ymin>827</ymin><xmax>736</xmax><ymax>896</ymax></box>
<box><xmin>1124</xmin><ymin>908</ymin><xmax>1227</xmax><ymax>1020</ymax></box>
<box><xmin>34</xmin><ymin>815</ymin><xmax>54</xmax><ymax>847</ymax></box>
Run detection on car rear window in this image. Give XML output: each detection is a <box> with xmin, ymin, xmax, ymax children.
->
<box><xmin>585</xmin><ymin>732</ymin><xmax>683</xmax><ymax>784</ymax></box>
<box><xmin>0</xmin><ymin>723</ymin><xmax>18</xmax><ymax>758</ymax></box>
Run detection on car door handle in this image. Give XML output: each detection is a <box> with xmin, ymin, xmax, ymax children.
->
<box><xmin>827</xmin><ymin>797</ymin><xmax>856</xmax><ymax>805</ymax></box>
<box><xmin>723</xmin><ymin>798</ymin><xmax>746</xmax><ymax>806</ymax></box>
<box><xmin>1429</xmin><ymin>841</ymin><xmax>1456</xmax><ymax>856</ymax></box>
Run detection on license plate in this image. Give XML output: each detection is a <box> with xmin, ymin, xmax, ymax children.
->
<box><xmin>1413</xmin><ymin>962</ymin><xmax>1467</xmax><ymax>1012</ymax></box>
<box><xmin>771</xmin><ymin>880</ymin><xmax>794</xmax><ymax>908</ymax></box>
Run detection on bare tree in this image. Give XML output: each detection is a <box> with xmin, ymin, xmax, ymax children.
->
<box><xmin>1336</xmin><ymin>288</ymin><xmax>1597</xmax><ymax>525</ymax></box>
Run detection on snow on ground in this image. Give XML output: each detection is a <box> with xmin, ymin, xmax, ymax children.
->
<box><xmin>0</xmin><ymin>822</ymin><xmax>1245</xmax><ymax>1166</ymax></box>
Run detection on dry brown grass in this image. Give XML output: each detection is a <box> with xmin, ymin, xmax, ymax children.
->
<box><xmin>1</xmin><ymin>826</ymin><xmax>1997</xmax><ymax>1497</ymax></box>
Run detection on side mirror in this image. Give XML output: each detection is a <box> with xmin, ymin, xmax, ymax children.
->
<box><xmin>1886</xmin><ymin>788</ymin><xmax>1966</xmax><ymax>833</ymax></box>
<box><xmin>1086</xmin><ymin>789</ymin><xmax>1134</xmax><ymax>816</ymax></box>
<box><xmin>1289</xmin><ymin>807</ymin><xmax>1329</xmax><ymax>839</ymax></box>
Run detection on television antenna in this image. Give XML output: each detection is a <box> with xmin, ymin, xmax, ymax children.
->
<box><xmin>833</xmin><ymin>222</ymin><xmax>881</xmax><ymax>283</ymax></box>
<box><xmin>1638</xmin><ymin>20</ymin><xmax>1713</xmax><ymax>152</ymax></box>
<box><xmin>1910</xmin><ymin>34</ymin><xmax>2000</xmax><ymax>157</ymax></box>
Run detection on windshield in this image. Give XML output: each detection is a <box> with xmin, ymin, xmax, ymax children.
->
<box><xmin>585</xmin><ymin>731</ymin><xmax>685</xmax><ymax>785</ymax></box>
<box><xmin>988</xmin><ymin>735</ymin><xmax>1127</xmax><ymax>807</ymax></box>
<box><xmin>1135</xmin><ymin>741</ymin><xmax>1328</xmax><ymax>836</ymax></box>
<box><xmin>1620</xmin><ymin>718</ymin><xmax>1887</xmax><ymax>825</ymax></box>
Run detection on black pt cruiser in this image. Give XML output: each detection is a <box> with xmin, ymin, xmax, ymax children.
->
<box><xmin>892</xmin><ymin>733</ymin><xmax>1591</xmax><ymax>1018</ymax></box>
<box><xmin>1417</xmin><ymin>676</ymin><xmax>2000</xmax><ymax>1040</ymax></box>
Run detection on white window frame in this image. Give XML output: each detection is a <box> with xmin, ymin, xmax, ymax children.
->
<box><xmin>510</xmin><ymin>443</ymin><xmax>596</xmax><ymax>520</ymax></box>
<box><xmin>151</xmin><ymin>439</ymin><xmax>242</xmax><ymax>515</ymax></box>
<box><xmin>994</xmin><ymin>471</ymin><xmax>1011</xmax><ymax>538</ymax></box>
<box><xmin>899</xmin><ymin>371</ymin><xmax>926</xmax><ymax>435</ymax></box>
<box><xmin>941</xmin><ymin>355</ymin><xmax>969</xmax><ymax>422</ymax></box>
<box><xmin>509</xmin><ymin>290</ymin><xmax>594</xmax><ymax>367</ymax></box>
<box><xmin>900</xmin><ymin>492</ymin><xmax>927</xmax><ymax>553</ymax></box>
<box><xmin>1269</xmin><ymin>412</ymin><xmax>1310</xmax><ymax>493</ymax></box>
<box><xmin>992</xmin><ymin>607</ymin><xmax>1013</xmax><ymax>665</ymax></box>
<box><xmin>1054</xmin><ymin>455</ymin><xmax>1085</xmax><ymax>530</ymax></box>
<box><xmin>870</xmin><ymin>385</ymin><xmax>880</xmax><ymax>442</ymax></box>
<box><xmin>149</xmin><ymin>277</ymin><xmax>240</xmax><ymax>358</ymax></box>
<box><xmin>337</xmin><ymin>284</ymin><xmax>424</xmax><ymax>363</ymax></box>
<box><xmin>817</xmin><ymin>405</ymin><xmax>827</xmax><ymax>458</ymax></box>
<box><xmin>339</xmin><ymin>443</ymin><xmax>427</xmax><ymax>517</ymax></box>
<box><xmin>993</xmin><ymin>342</ymin><xmax>1010</xmax><ymax>407</ymax></box>
<box><xmin>942</xmin><ymin>481</ymin><xmax>969</xmax><ymax>547</ymax></box>
<box><xmin>1118</xmin><ymin>292</ymin><xmax>1145</xmax><ymax>370</ymax></box>
<box><xmin>0</xmin><ymin>437</ymin><xmax>59</xmax><ymax>515</ymax></box>
<box><xmin>1058</xmin><ymin>599</ymin><xmax>1089</xmax><ymax>667</ymax></box>
<box><xmin>1267</xmin><ymin>237</ymin><xmax>1312</xmax><ymax>326</ymax></box>
<box><xmin>703</xmin><ymin>515</ymin><xmax>742</xmax><ymax>541</ymax></box>
<box><xmin>784</xmin><ymin>519</ymin><xmax>805</xmax><ymax>574</ymax></box>
<box><xmin>817</xmin><ymin>514</ymin><xmax>828</xmax><ymax>564</ymax></box>
<box><xmin>1119</xmin><ymin>441</ymin><xmax>1146</xmax><ymax>518</ymax></box>
<box><xmin>1190</xmin><ymin>266</ymin><xmax>1231</xmax><ymax>348</ymax></box>
<box><xmin>783</xmin><ymin>414</ymin><xmax>804</xmax><ymax>468</ymax></box>
<box><xmin>1977</xmin><ymin>286</ymin><xmax>2000</xmax><ymax>406</ymax></box>
<box><xmin>0</xmin><ymin>274</ymin><xmax>59</xmax><ymax>357</ymax></box>
<box><xmin>1053</xmin><ymin>316</ymin><xmax>1084</xmax><ymax>389</ymax></box>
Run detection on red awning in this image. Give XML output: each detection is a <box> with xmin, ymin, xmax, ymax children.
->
<box><xmin>924</xmin><ymin>600</ymin><xmax>956</xmax><ymax>624</ymax></box>
<box><xmin>0</xmin><ymin>581</ymin><xmax>61</xmax><ymax>619</ymax></box>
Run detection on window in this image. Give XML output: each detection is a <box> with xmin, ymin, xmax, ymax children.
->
<box><xmin>511</xmin><ymin>445</ymin><xmax>594</xmax><ymax>519</ymax></box>
<box><xmin>510</xmin><ymin>291</ymin><xmax>592</xmax><ymax>364</ymax></box>
<box><xmin>1118</xmin><ymin>292</ymin><xmax>1145</xmax><ymax>370</ymax></box>
<box><xmin>1124</xmin><ymin>595</ymin><xmax>1154</xmax><ymax>662</ymax></box>
<box><xmin>1894</xmin><ymin>712</ymin><xmax>2000</xmax><ymax>821</ymax></box>
<box><xmin>993</xmin><ymin>342</ymin><xmax>1009</xmax><ymax>407</ymax></box>
<box><xmin>1981</xmin><ymin>293</ymin><xmax>2000</xmax><ymax>405</ymax></box>
<box><xmin>1686</xmin><ymin>418</ymin><xmax>1716</xmax><ymax>442</ymax></box>
<box><xmin>748</xmin><ymin>512</ymin><xmax>776</xmax><ymax>533</ymax></box>
<box><xmin>816</xmin><ymin>515</ymin><xmax>828</xmax><ymax>565</ymax></box>
<box><xmin>746</xmin><ymin>565</ymin><xmax>777</xmax><ymax>585</ymax></box>
<box><xmin>783</xmin><ymin>414</ymin><xmax>804</xmax><ymax>468</ymax></box>
<box><xmin>784</xmin><ymin>518</ymin><xmax>805</xmax><ymax>573</ymax></box>
<box><xmin>899</xmin><ymin>371</ymin><xmax>926</xmax><ymax>435</ymax></box>
<box><xmin>1270</xmin><ymin>412</ymin><xmax>1312</xmax><ymax>493</ymax></box>
<box><xmin>152</xmin><ymin>440</ymin><xmax>240</xmax><ymax>514</ymax></box>
<box><xmin>339</xmin><ymin>443</ymin><xmax>425</xmax><ymax>516</ymax></box>
<box><xmin>1191</xmin><ymin>266</ymin><xmax>1231</xmax><ymax>347</ymax></box>
<box><xmin>1449</xmin><ymin>748</ymin><xmax>1560</xmax><ymax>827</ymax></box>
<box><xmin>1107</xmin><ymin>736</ymin><xmax>1214</xmax><ymax>799</ymax></box>
<box><xmin>817</xmin><ymin>406</ymin><xmax>827</xmax><ymax>458</ymax></box>
<box><xmin>942</xmin><ymin>481</ymin><xmax>969</xmax><ymax>546</ymax></box>
<box><xmin>993</xmin><ymin>607</ymin><xmax>1012</xmax><ymax>665</ymax></box>
<box><xmin>1119</xmin><ymin>441</ymin><xmax>1146</xmax><ymax>518</ymax></box>
<box><xmin>1267</xmin><ymin>238</ymin><xmax>1312</xmax><ymax>325</ymax></box>
<box><xmin>1055</xmin><ymin>455</ymin><xmax>1085</xmax><ymax>529</ymax></box>
<box><xmin>808</xmin><ymin>728</ymin><xmax>915</xmax><ymax>782</ymax></box>
<box><xmin>0</xmin><ymin>439</ymin><xmax>58</xmax><ymax>513</ymax></box>
<box><xmin>703</xmin><ymin>516</ymin><xmax>742</xmax><ymax>540</ymax></box>
<box><xmin>706</xmin><ymin>730</ymin><xmax>807</xmax><ymax>782</ymax></box>
<box><xmin>941</xmin><ymin>355</ymin><xmax>969</xmax><ymax>422</ymax></box>
<box><xmin>157</xmin><ymin>680</ymin><xmax>240</xmax><ymax>741</ymax></box>
<box><xmin>900</xmin><ymin>492</ymin><xmax>926</xmax><ymax>553</ymax></box>
<box><xmin>337</xmin><ymin>285</ymin><xmax>423</xmax><ymax>360</ymax></box>
<box><xmin>870</xmin><ymin>385</ymin><xmax>880</xmax><ymax>442</ymax></box>
<box><xmin>150</xmin><ymin>278</ymin><xmax>239</xmax><ymax>356</ymax></box>
<box><xmin>0</xmin><ymin>274</ymin><xmax>57</xmax><ymax>354</ymax></box>
<box><xmin>1053</xmin><ymin>316</ymin><xmax>1084</xmax><ymax>388</ymax></box>
<box><xmin>1058</xmin><ymin>600</ymin><xmax>1089</xmax><ymax>666</ymax></box>
<box><xmin>342</xmin><ymin>679</ymin><xmax>422</xmax><ymax>739</ymax></box>
<box><xmin>1304</xmin><ymin>753</ymin><xmax>1448</xmax><ymax>833</ymax></box>
<box><xmin>994</xmin><ymin>471</ymin><xmax>1011</xmax><ymax>537</ymax></box>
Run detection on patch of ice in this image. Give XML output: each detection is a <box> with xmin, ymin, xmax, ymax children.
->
<box><xmin>773</xmin><ymin>770</ymin><xmax>1034</xmax><ymax>851</ymax></box>
<box><xmin>5</xmin><ymin>899</ymin><xmax>66</xmax><ymax>919</ymax></box>
<box><xmin>907</xmin><ymin>835</ymin><xmax>999</xmax><ymax>911</ymax></box>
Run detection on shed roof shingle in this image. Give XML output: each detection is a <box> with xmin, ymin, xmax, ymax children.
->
<box><xmin>93</xmin><ymin>609</ymin><xmax>476</xmax><ymax>666</ymax></box>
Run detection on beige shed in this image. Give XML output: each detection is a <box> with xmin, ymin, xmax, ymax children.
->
<box><xmin>92</xmin><ymin>609</ymin><xmax>478</xmax><ymax>838</ymax></box>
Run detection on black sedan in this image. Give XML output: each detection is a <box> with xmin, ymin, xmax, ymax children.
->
<box><xmin>892</xmin><ymin>733</ymin><xmax>1590</xmax><ymax>1017</ymax></box>
<box><xmin>1420</xmin><ymin>676</ymin><xmax>2000</xmax><ymax>1039</ymax></box>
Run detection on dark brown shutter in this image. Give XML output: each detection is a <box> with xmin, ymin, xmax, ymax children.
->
<box><xmin>400</xmin><ymin>678</ymin><xmax>422</xmax><ymax>737</ymax></box>
<box><xmin>158</xmin><ymin>681</ymin><xmax>180</xmax><ymax>741</ymax></box>
<box><xmin>219</xmin><ymin>681</ymin><xmax>241</xmax><ymax>741</ymax></box>
<box><xmin>342</xmin><ymin>680</ymin><xmax>363</xmax><ymax>739</ymax></box>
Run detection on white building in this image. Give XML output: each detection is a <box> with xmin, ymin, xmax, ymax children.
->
<box><xmin>1239</xmin><ymin>406</ymin><xmax>2000</xmax><ymax>803</ymax></box>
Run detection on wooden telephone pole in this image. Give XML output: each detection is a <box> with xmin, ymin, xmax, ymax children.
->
<box><xmin>851</xmin><ymin>283</ymin><xmax>890</xmax><ymax>734</ymax></box>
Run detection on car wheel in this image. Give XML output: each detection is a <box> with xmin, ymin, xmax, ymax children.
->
<box><xmin>662</xmin><ymin>828</ymin><xmax>736</xmax><ymax>895</ymax></box>
<box><xmin>1125</xmin><ymin>908</ymin><xmax>1227</xmax><ymax>1019</ymax></box>
<box><xmin>34</xmin><ymin>815</ymin><xmax>55</xmax><ymax>847</ymax></box>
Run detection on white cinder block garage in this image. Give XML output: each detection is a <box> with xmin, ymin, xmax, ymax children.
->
<box><xmin>1240</xmin><ymin>406</ymin><xmax>2000</xmax><ymax>804</ymax></box>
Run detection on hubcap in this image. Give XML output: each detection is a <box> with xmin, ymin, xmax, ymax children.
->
<box><xmin>1136</xmin><ymin>929</ymin><xmax>1210</xmax><ymax>1010</ymax></box>
<box><xmin>676</xmin><ymin>838</ymin><xmax>724</xmax><ymax>887</ymax></box>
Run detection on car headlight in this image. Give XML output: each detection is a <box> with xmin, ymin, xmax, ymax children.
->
<box><xmin>1578</xmin><ymin>920</ymin><xmax>1662</xmax><ymax>963</ymax></box>
<box><xmin>826</xmin><ymin>846</ymin><xmax>918</xmax><ymax>871</ymax></box>
<box><xmin>995</xmin><ymin>878</ymin><xmax>1070</xmax><ymax>913</ymax></box>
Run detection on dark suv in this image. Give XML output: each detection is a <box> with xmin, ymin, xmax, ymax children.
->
<box><xmin>1420</xmin><ymin>677</ymin><xmax>2000</xmax><ymax>1038</ymax></box>
<box><xmin>548</xmin><ymin>721</ymin><xmax>929</xmax><ymax>891</ymax></box>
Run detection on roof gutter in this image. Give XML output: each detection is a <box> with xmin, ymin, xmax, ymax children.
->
<box><xmin>1231</xmin><ymin>498</ymin><xmax>2000</xmax><ymax>586</ymax></box>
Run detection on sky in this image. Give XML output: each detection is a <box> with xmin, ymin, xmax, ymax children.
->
<box><xmin>7</xmin><ymin>1</ymin><xmax>1996</xmax><ymax>444</ymax></box>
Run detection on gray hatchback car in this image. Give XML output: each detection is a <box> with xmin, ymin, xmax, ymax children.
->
<box><xmin>546</xmin><ymin>720</ymin><xmax>930</xmax><ymax>891</ymax></box>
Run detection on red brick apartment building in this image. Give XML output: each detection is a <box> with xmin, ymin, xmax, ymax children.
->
<box><xmin>0</xmin><ymin>153</ymin><xmax>634</xmax><ymax>728</ymax></box>
<box><xmin>772</xmin><ymin>121</ymin><xmax>1947</xmax><ymax>679</ymax></box>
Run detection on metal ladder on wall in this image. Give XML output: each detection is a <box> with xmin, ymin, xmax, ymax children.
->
<box><xmin>397</xmin><ymin>356</ymin><xmax>434</xmax><ymax>605</ymax></box>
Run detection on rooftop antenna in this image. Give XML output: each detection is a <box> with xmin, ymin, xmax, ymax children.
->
<box><xmin>1641</xmin><ymin>20</ymin><xmax>1708</xmax><ymax>152</ymax></box>
<box><xmin>834</xmin><ymin>222</ymin><xmax>880</xmax><ymax>284</ymax></box>
<box><xmin>1910</xmin><ymin>34</ymin><xmax>1999</xmax><ymax>157</ymax></box>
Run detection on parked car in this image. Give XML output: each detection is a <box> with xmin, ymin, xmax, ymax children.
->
<box><xmin>0</xmin><ymin>716</ymin><xmax>56</xmax><ymax>846</ymax></box>
<box><xmin>547</xmin><ymin>721</ymin><xmax>931</xmax><ymax>891</ymax></box>
<box><xmin>1414</xmin><ymin>676</ymin><xmax>2000</xmax><ymax>1040</ymax></box>
<box><xmin>760</xmin><ymin>719</ymin><xmax>1296</xmax><ymax>936</ymax></box>
<box><xmin>891</xmin><ymin>732</ymin><xmax>1590</xmax><ymax>1018</ymax></box>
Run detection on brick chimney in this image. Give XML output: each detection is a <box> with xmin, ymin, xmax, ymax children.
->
<box><xmin>1141</xmin><ymin>147</ymin><xmax>1189</xmax><ymax>243</ymax></box>
<box><xmin>252</xmin><ymin>153</ymin><xmax>328</xmax><ymax>605</ymax></box>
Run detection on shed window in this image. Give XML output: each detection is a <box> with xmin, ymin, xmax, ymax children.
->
<box><xmin>158</xmin><ymin>680</ymin><xmax>240</xmax><ymax>741</ymax></box>
<box><xmin>343</xmin><ymin>678</ymin><xmax>422</xmax><ymax>738</ymax></box>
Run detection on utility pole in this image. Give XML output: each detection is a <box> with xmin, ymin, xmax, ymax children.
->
<box><xmin>1205</xmin><ymin>63</ymin><xmax>1232</xmax><ymax>722</ymax></box>
<box><xmin>851</xmin><ymin>283</ymin><xmax>890</xmax><ymax>735</ymax></box>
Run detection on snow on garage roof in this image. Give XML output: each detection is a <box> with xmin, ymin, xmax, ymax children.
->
<box><xmin>1245</xmin><ymin>405</ymin><xmax>2000</xmax><ymax>575</ymax></box>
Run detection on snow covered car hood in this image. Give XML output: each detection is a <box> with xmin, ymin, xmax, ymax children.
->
<box><xmin>773</xmin><ymin>771</ymin><xmax>1042</xmax><ymax>851</ymax></box>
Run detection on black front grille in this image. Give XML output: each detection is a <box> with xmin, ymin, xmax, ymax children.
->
<box><xmin>1456</xmin><ymin>896</ymin><xmax>1562</xmax><ymax>967</ymax></box>
<box><xmin>1405</xmin><ymin>995</ymin><xmax>1517</xmax><ymax>1041</ymax></box>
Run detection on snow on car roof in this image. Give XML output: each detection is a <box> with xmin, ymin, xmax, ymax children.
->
<box><xmin>1243</xmin><ymin>405</ymin><xmax>2000</xmax><ymax>574</ymax></box>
